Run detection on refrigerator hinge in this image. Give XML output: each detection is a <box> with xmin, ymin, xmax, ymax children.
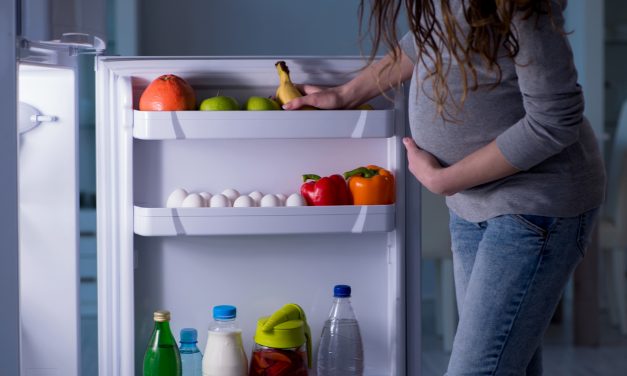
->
<box><xmin>19</xmin><ymin>33</ymin><xmax>106</xmax><ymax>67</ymax></box>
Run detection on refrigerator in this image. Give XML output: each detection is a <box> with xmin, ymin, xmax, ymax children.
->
<box><xmin>15</xmin><ymin>33</ymin><xmax>423</xmax><ymax>375</ymax></box>
<box><xmin>95</xmin><ymin>56</ymin><xmax>415</xmax><ymax>376</ymax></box>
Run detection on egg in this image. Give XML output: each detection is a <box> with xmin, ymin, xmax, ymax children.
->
<box><xmin>275</xmin><ymin>193</ymin><xmax>287</xmax><ymax>206</ymax></box>
<box><xmin>248</xmin><ymin>191</ymin><xmax>264</xmax><ymax>206</ymax></box>
<box><xmin>286</xmin><ymin>193</ymin><xmax>307</xmax><ymax>207</ymax></box>
<box><xmin>181</xmin><ymin>193</ymin><xmax>204</xmax><ymax>208</ymax></box>
<box><xmin>233</xmin><ymin>195</ymin><xmax>255</xmax><ymax>207</ymax></box>
<box><xmin>199</xmin><ymin>192</ymin><xmax>212</xmax><ymax>207</ymax></box>
<box><xmin>221</xmin><ymin>188</ymin><xmax>240</xmax><ymax>204</ymax></box>
<box><xmin>210</xmin><ymin>194</ymin><xmax>231</xmax><ymax>208</ymax></box>
<box><xmin>260</xmin><ymin>194</ymin><xmax>280</xmax><ymax>207</ymax></box>
<box><xmin>166</xmin><ymin>188</ymin><xmax>188</xmax><ymax>208</ymax></box>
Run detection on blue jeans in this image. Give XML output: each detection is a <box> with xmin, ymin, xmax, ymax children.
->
<box><xmin>446</xmin><ymin>208</ymin><xmax>599</xmax><ymax>376</ymax></box>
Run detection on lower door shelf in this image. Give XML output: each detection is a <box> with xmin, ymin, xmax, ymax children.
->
<box><xmin>134</xmin><ymin>205</ymin><xmax>395</xmax><ymax>236</ymax></box>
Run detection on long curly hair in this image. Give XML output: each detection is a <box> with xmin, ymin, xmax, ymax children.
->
<box><xmin>359</xmin><ymin>0</ymin><xmax>555</xmax><ymax>119</ymax></box>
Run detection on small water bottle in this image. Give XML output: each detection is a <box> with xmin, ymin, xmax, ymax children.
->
<box><xmin>179</xmin><ymin>328</ymin><xmax>202</xmax><ymax>376</ymax></box>
<box><xmin>317</xmin><ymin>285</ymin><xmax>364</xmax><ymax>376</ymax></box>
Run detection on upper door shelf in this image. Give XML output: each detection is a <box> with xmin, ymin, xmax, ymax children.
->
<box><xmin>133</xmin><ymin>109</ymin><xmax>395</xmax><ymax>140</ymax></box>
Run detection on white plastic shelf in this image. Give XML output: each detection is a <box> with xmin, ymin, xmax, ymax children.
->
<box><xmin>133</xmin><ymin>109</ymin><xmax>395</xmax><ymax>140</ymax></box>
<box><xmin>134</xmin><ymin>205</ymin><xmax>395</xmax><ymax>236</ymax></box>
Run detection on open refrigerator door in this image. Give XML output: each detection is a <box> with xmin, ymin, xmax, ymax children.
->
<box><xmin>96</xmin><ymin>57</ymin><xmax>415</xmax><ymax>376</ymax></box>
<box><xmin>17</xmin><ymin>33</ymin><xmax>104</xmax><ymax>376</ymax></box>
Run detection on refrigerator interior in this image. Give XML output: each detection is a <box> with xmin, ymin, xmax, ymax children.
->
<box><xmin>97</xmin><ymin>57</ymin><xmax>407</xmax><ymax>375</ymax></box>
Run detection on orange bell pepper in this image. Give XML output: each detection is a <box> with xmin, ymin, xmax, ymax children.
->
<box><xmin>343</xmin><ymin>165</ymin><xmax>395</xmax><ymax>205</ymax></box>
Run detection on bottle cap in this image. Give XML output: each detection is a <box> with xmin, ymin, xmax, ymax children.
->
<box><xmin>180</xmin><ymin>328</ymin><xmax>197</xmax><ymax>343</ymax></box>
<box><xmin>334</xmin><ymin>284</ymin><xmax>351</xmax><ymax>298</ymax></box>
<box><xmin>213</xmin><ymin>305</ymin><xmax>237</xmax><ymax>320</ymax></box>
<box><xmin>153</xmin><ymin>310</ymin><xmax>171</xmax><ymax>322</ymax></box>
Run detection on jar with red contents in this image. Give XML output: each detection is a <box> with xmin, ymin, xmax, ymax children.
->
<box><xmin>249</xmin><ymin>303</ymin><xmax>311</xmax><ymax>376</ymax></box>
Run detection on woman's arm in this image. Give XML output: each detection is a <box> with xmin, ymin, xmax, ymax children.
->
<box><xmin>283</xmin><ymin>48</ymin><xmax>415</xmax><ymax>110</ymax></box>
<box><xmin>495</xmin><ymin>1</ymin><xmax>583</xmax><ymax>171</ymax></box>
<box><xmin>404</xmin><ymin>138</ymin><xmax>519</xmax><ymax>196</ymax></box>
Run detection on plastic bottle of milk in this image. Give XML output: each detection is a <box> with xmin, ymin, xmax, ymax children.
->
<box><xmin>202</xmin><ymin>305</ymin><xmax>248</xmax><ymax>376</ymax></box>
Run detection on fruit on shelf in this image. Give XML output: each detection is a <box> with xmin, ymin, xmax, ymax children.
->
<box><xmin>274</xmin><ymin>61</ymin><xmax>316</xmax><ymax>110</ymax></box>
<box><xmin>344</xmin><ymin>165</ymin><xmax>395</xmax><ymax>205</ymax></box>
<box><xmin>139</xmin><ymin>74</ymin><xmax>196</xmax><ymax>111</ymax></box>
<box><xmin>245</xmin><ymin>96</ymin><xmax>281</xmax><ymax>111</ymax></box>
<box><xmin>300</xmin><ymin>174</ymin><xmax>351</xmax><ymax>206</ymax></box>
<box><xmin>356</xmin><ymin>103</ymin><xmax>374</xmax><ymax>110</ymax></box>
<box><xmin>199</xmin><ymin>95</ymin><xmax>240</xmax><ymax>111</ymax></box>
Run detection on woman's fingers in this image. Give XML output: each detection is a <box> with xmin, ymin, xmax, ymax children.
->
<box><xmin>283</xmin><ymin>88</ymin><xmax>343</xmax><ymax>110</ymax></box>
<box><xmin>282</xmin><ymin>95</ymin><xmax>314</xmax><ymax>110</ymax></box>
<box><xmin>295</xmin><ymin>84</ymin><xmax>326</xmax><ymax>95</ymax></box>
<box><xmin>403</xmin><ymin>137</ymin><xmax>420</xmax><ymax>154</ymax></box>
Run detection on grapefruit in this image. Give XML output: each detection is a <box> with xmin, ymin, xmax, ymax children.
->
<box><xmin>139</xmin><ymin>74</ymin><xmax>196</xmax><ymax>111</ymax></box>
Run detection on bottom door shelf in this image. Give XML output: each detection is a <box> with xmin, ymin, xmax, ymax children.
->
<box><xmin>134</xmin><ymin>205</ymin><xmax>395</xmax><ymax>236</ymax></box>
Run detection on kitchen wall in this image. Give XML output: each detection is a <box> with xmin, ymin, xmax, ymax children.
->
<box><xmin>137</xmin><ymin>0</ymin><xmax>406</xmax><ymax>57</ymax></box>
<box><xmin>605</xmin><ymin>0</ymin><xmax>627</xmax><ymax>134</ymax></box>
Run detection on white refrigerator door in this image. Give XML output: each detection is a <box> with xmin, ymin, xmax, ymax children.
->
<box><xmin>17</xmin><ymin>35</ymin><xmax>104</xmax><ymax>376</ymax></box>
<box><xmin>96</xmin><ymin>57</ymin><xmax>416</xmax><ymax>376</ymax></box>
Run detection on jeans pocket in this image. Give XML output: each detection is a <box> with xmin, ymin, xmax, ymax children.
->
<box><xmin>576</xmin><ymin>207</ymin><xmax>600</xmax><ymax>257</ymax></box>
<box><xmin>511</xmin><ymin>214</ymin><xmax>557</xmax><ymax>237</ymax></box>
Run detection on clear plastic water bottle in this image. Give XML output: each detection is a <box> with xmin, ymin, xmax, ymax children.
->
<box><xmin>179</xmin><ymin>328</ymin><xmax>202</xmax><ymax>376</ymax></box>
<box><xmin>317</xmin><ymin>284</ymin><xmax>364</xmax><ymax>376</ymax></box>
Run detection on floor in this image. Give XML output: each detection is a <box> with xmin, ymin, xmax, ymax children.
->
<box><xmin>421</xmin><ymin>300</ymin><xmax>627</xmax><ymax>376</ymax></box>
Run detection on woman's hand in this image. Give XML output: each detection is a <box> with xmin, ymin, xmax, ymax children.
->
<box><xmin>284</xmin><ymin>49</ymin><xmax>415</xmax><ymax>110</ymax></box>
<box><xmin>403</xmin><ymin>137</ymin><xmax>449</xmax><ymax>195</ymax></box>
<box><xmin>282</xmin><ymin>84</ymin><xmax>348</xmax><ymax>110</ymax></box>
<box><xmin>403</xmin><ymin>137</ymin><xmax>520</xmax><ymax>196</ymax></box>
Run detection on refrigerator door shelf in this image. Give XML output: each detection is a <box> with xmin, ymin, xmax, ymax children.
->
<box><xmin>133</xmin><ymin>109</ymin><xmax>395</xmax><ymax>140</ymax></box>
<box><xmin>134</xmin><ymin>204</ymin><xmax>395</xmax><ymax>236</ymax></box>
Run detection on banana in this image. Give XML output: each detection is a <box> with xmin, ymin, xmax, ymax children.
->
<box><xmin>274</xmin><ymin>61</ymin><xmax>316</xmax><ymax>110</ymax></box>
<box><xmin>356</xmin><ymin>103</ymin><xmax>374</xmax><ymax>110</ymax></box>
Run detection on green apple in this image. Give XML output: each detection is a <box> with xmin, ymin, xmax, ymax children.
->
<box><xmin>199</xmin><ymin>96</ymin><xmax>240</xmax><ymax>111</ymax></box>
<box><xmin>245</xmin><ymin>96</ymin><xmax>281</xmax><ymax>111</ymax></box>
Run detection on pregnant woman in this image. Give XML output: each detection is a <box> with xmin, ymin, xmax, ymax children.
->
<box><xmin>285</xmin><ymin>0</ymin><xmax>606</xmax><ymax>374</ymax></box>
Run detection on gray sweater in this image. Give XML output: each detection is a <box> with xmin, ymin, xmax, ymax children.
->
<box><xmin>400</xmin><ymin>0</ymin><xmax>605</xmax><ymax>222</ymax></box>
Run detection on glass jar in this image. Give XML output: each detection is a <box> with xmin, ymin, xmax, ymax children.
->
<box><xmin>249</xmin><ymin>343</ymin><xmax>308</xmax><ymax>376</ymax></box>
<box><xmin>249</xmin><ymin>303</ymin><xmax>311</xmax><ymax>376</ymax></box>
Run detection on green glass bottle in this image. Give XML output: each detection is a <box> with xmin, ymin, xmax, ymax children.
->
<box><xmin>143</xmin><ymin>310</ymin><xmax>182</xmax><ymax>376</ymax></box>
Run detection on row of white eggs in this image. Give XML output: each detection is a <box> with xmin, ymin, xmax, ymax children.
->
<box><xmin>166</xmin><ymin>188</ymin><xmax>307</xmax><ymax>208</ymax></box>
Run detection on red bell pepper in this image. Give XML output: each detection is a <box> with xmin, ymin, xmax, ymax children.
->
<box><xmin>300</xmin><ymin>174</ymin><xmax>351</xmax><ymax>206</ymax></box>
